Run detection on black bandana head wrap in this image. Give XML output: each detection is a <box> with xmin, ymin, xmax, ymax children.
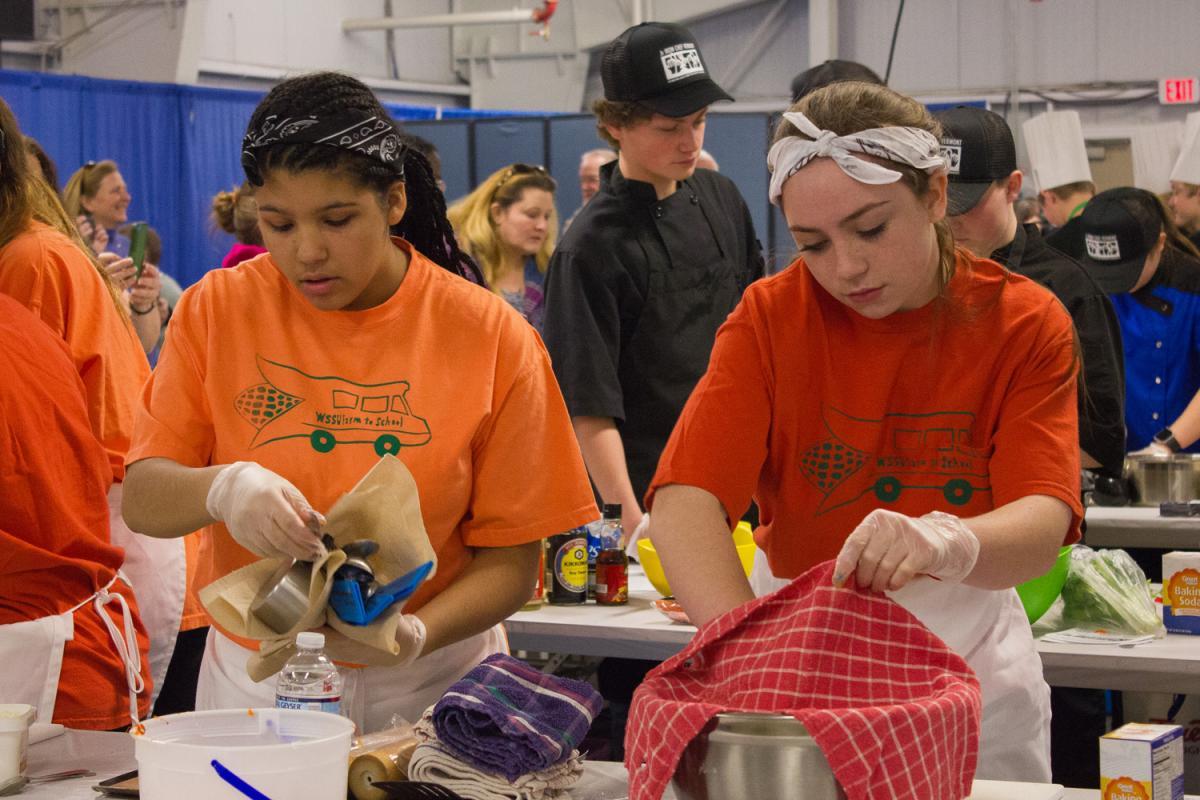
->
<box><xmin>241</xmin><ymin>113</ymin><xmax>407</xmax><ymax>186</ymax></box>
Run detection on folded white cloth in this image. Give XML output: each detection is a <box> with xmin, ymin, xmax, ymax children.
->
<box><xmin>409</xmin><ymin>709</ymin><xmax>583</xmax><ymax>800</ymax></box>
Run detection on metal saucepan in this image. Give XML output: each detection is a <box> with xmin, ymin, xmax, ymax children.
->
<box><xmin>672</xmin><ymin>713</ymin><xmax>847</xmax><ymax>800</ymax></box>
<box><xmin>1126</xmin><ymin>453</ymin><xmax>1200</xmax><ymax>506</ymax></box>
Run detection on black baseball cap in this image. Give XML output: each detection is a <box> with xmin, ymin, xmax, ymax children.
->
<box><xmin>790</xmin><ymin>59</ymin><xmax>883</xmax><ymax>103</ymax></box>
<box><xmin>933</xmin><ymin>106</ymin><xmax>1018</xmax><ymax>216</ymax></box>
<box><xmin>601</xmin><ymin>22</ymin><xmax>733</xmax><ymax>118</ymax></box>
<box><xmin>1077</xmin><ymin>187</ymin><xmax>1163</xmax><ymax>293</ymax></box>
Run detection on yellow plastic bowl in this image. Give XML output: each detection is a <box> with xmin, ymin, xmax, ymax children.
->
<box><xmin>638</xmin><ymin>524</ymin><xmax>756</xmax><ymax>598</ymax></box>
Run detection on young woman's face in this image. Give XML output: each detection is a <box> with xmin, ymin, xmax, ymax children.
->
<box><xmin>781</xmin><ymin>157</ymin><xmax>948</xmax><ymax>318</ymax></box>
<box><xmin>254</xmin><ymin>169</ymin><xmax>407</xmax><ymax>312</ymax></box>
<box><xmin>82</xmin><ymin>171</ymin><xmax>131</xmax><ymax>228</ymax></box>
<box><xmin>607</xmin><ymin>109</ymin><xmax>707</xmax><ymax>189</ymax></box>
<box><xmin>492</xmin><ymin>187</ymin><xmax>554</xmax><ymax>257</ymax></box>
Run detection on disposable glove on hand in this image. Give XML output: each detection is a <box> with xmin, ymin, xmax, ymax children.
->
<box><xmin>832</xmin><ymin>509</ymin><xmax>980</xmax><ymax>593</ymax></box>
<box><xmin>325</xmin><ymin>613</ymin><xmax>427</xmax><ymax>667</ymax></box>
<box><xmin>1129</xmin><ymin>441</ymin><xmax>1173</xmax><ymax>458</ymax></box>
<box><xmin>205</xmin><ymin>461</ymin><xmax>326</xmax><ymax>561</ymax></box>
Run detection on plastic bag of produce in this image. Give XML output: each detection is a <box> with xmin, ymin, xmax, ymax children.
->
<box><xmin>1060</xmin><ymin>546</ymin><xmax>1165</xmax><ymax>637</ymax></box>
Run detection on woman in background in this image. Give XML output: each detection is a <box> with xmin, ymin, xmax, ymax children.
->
<box><xmin>448</xmin><ymin>164</ymin><xmax>557</xmax><ymax>330</ymax></box>
<box><xmin>212</xmin><ymin>182</ymin><xmax>267</xmax><ymax>268</ymax></box>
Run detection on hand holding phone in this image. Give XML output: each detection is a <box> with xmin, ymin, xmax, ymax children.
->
<box><xmin>128</xmin><ymin>222</ymin><xmax>148</xmax><ymax>281</ymax></box>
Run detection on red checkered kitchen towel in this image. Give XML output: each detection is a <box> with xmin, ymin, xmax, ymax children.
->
<box><xmin>625</xmin><ymin>561</ymin><xmax>982</xmax><ymax>800</ymax></box>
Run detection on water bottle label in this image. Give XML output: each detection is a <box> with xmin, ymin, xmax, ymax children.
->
<box><xmin>275</xmin><ymin>695</ymin><xmax>342</xmax><ymax>715</ymax></box>
<box><xmin>585</xmin><ymin>522</ymin><xmax>602</xmax><ymax>565</ymax></box>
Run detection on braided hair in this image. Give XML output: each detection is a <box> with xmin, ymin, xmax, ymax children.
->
<box><xmin>244</xmin><ymin>72</ymin><xmax>483</xmax><ymax>285</ymax></box>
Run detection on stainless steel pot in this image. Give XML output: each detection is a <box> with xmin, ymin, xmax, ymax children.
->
<box><xmin>1126</xmin><ymin>454</ymin><xmax>1200</xmax><ymax>506</ymax></box>
<box><xmin>671</xmin><ymin>713</ymin><xmax>846</xmax><ymax>800</ymax></box>
<box><xmin>250</xmin><ymin>559</ymin><xmax>313</xmax><ymax>634</ymax></box>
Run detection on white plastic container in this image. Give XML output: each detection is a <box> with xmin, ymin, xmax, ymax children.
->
<box><xmin>0</xmin><ymin>704</ymin><xmax>35</xmax><ymax>783</ymax></box>
<box><xmin>133</xmin><ymin>708</ymin><xmax>354</xmax><ymax>800</ymax></box>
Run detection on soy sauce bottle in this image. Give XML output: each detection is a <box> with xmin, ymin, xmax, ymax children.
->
<box><xmin>595</xmin><ymin>504</ymin><xmax>628</xmax><ymax>605</ymax></box>
<box><xmin>547</xmin><ymin>528</ymin><xmax>588</xmax><ymax>604</ymax></box>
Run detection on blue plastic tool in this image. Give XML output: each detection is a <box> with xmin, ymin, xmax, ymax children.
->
<box><xmin>329</xmin><ymin>561</ymin><xmax>435</xmax><ymax>626</ymax></box>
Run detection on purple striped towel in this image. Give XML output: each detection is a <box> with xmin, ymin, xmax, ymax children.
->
<box><xmin>432</xmin><ymin>653</ymin><xmax>603</xmax><ymax>782</ymax></box>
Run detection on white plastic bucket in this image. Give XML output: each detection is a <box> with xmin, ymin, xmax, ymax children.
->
<box><xmin>0</xmin><ymin>704</ymin><xmax>35</xmax><ymax>783</ymax></box>
<box><xmin>133</xmin><ymin>708</ymin><xmax>354</xmax><ymax>800</ymax></box>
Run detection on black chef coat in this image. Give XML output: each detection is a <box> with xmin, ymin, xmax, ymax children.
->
<box><xmin>542</xmin><ymin>161</ymin><xmax>764</xmax><ymax>504</ymax></box>
<box><xmin>992</xmin><ymin>223</ymin><xmax>1126</xmax><ymax>476</ymax></box>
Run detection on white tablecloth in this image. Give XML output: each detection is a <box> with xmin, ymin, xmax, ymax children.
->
<box><xmin>25</xmin><ymin>728</ymin><xmax>1175</xmax><ymax>799</ymax></box>
<box><xmin>1085</xmin><ymin>505</ymin><xmax>1200</xmax><ymax>550</ymax></box>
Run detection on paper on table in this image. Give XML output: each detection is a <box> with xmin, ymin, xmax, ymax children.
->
<box><xmin>1039</xmin><ymin>627</ymin><xmax>1156</xmax><ymax>647</ymax></box>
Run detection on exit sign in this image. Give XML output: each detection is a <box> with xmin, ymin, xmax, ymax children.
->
<box><xmin>1160</xmin><ymin>77</ymin><xmax>1199</xmax><ymax>105</ymax></box>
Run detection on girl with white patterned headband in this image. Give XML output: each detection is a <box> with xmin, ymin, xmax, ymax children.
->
<box><xmin>644</xmin><ymin>81</ymin><xmax>1082</xmax><ymax>784</ymax></box>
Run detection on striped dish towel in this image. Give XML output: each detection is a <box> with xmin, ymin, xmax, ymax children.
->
<box><xmin>410</xmin><ymin>708</ymin><xmax>583</xmax><ymax>800</ymax></box>
<box><xmin>432</xmin><ymin>652</ymin><xmax>603</xmax><ymax>781</ymax></box>
<box><xmin>625</xmin><ymin>561</ymin><xmax>982</xmax><ymax>800</ymax></box>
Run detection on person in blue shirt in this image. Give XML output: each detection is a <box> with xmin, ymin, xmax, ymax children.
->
<box><xmin>1077</xmin><ymin>187</ymin><xmax>1200</xmax><ymax>454</ymax></box>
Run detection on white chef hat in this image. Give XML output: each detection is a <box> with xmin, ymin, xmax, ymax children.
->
<box><xmin>1022</xmin><ymin>110</ymin><xmax>1092</xmax><ymax>192</ymax></box>
<box><xmin>1170</xmin><ymin>111</ymin><xmax>1200</xmax><ymax>185</ymax></box>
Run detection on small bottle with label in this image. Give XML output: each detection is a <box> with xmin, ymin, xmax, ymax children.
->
<box><xmin>586</xmin><ymin>520</ymin><xmax>602</xmax><ymax>600</ymax></box>
<box><xmin>275</xmin><ymin>631</ymin><xmax>343</xmax><ymax>715</ymax></box>
<box><xmin>547</xmin><ymin>528</ymin><xmax>588</xmax><ymax>605</ymax></box>
<box><xmin>595</xmin><ymin>504</ymin><xmax>628</xmax><ymax>606</ymax></box>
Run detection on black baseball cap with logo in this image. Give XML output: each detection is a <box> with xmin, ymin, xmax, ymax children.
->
<box><xmin>1077</xmin><ymin>187</ymin><xmax>1164</xmax><ymax>294</ymax></box>
<box><xmin>601</xmin><ymin>22</ymin><xmax>733</xmax><ymax>118</ymax></box>
<box><xmin>933</xmin><ymin>106</ymin><xmax>1018</xmax><ymax>216</ymax></box>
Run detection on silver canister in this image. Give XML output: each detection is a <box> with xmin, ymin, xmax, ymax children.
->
<box><xmin>671</xmin><ymin>713</ymin><xmax>847</xmax><ymax>800</ymax></box>
<box><xmin>250</xmin><ymin>559</ymin><xmax>313</xmax><ymax>635</ymax></box>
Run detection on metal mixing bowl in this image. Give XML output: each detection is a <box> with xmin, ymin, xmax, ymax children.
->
<box><xmin>1126</xmin><ymin>453</ymin><xmax>1200</xmax><ymax>506</ymax></box>
<box><xmin>671</xmin><ymin>713</ymin><xmax>846</xmax><ymax>800</ymax></box>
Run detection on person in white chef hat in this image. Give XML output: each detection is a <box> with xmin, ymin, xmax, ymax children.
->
<box><xmin>1167</xmin><ymin>111</ymin><xmax>1200</xmax><ymax>251</ymax></box>
<box><xmin>1024</xmin><ymin>109</ymin><xmax>1095</xmax><ymax>260</ymax></box>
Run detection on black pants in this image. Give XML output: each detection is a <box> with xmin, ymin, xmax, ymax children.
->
<box><xmin>596</xmin><ymin>657</ymin><xmax>657</xmax><ymax>761</ymax></box>
<box><xmin>151</xmin><ymin>626</ymin><xmax>208</xmax><ymax>717</ymax></box>
<box><xmin>1050</xmin><ymin>686</ymin><xmax>1107</xmax><ymax>787</ymax></box>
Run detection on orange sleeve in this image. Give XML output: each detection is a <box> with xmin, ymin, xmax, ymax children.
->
<box><xmin>0</xmin><ymin>235</ymin><xmax>62</xmax><ymax>335</ymax></box>
<box><xmin>459</xmin><ymin>323</ymin><xmax>597</xmax><ymax>547</ymax></box>
<box><xmin>126</xmin><ymin>283</ymin><xmax>216</xmax><ymax>469</ymax></box>
<box><xmin>989</xmin><ymin>296</ymin><xmax>1084</xmax><ymax>542</ymax></box>
<box><xmin>647</xmin><ymin>301</ymin><xmax>773</xmax><ymax>525</ymax></box>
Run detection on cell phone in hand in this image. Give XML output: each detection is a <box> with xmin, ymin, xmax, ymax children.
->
<box><xmin>128</xmin><ymin>222</ymin><xmax>148</xmax><ymax>281</ymax></box>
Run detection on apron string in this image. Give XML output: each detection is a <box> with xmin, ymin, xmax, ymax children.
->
<box><xmin>76</xmin><ymin>571</ymin><xmax>146</xmax><ymax>725</ymax></box>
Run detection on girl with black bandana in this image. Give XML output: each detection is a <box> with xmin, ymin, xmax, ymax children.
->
<box><xmin>121</xmin><ymin>72</ymin><xmax>596</xmax><ymax>729</ymax></box>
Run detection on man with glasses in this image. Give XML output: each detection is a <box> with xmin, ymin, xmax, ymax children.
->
<box><xmin>936</xmin><ymin>105</ymin><xmax>1127</xmax><ymax>790</ymax></box>
<box><xmin>543</xmin><ymin>22</ymin><xmax>763</xmax><ymax>544</ymax></box>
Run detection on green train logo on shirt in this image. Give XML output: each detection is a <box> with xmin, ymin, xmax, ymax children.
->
<box><xmin>234</xmin><ymin>356</ymin><xmax>431</xmax><ymax>455</ymax></box>
<box><xmin>799</xmin><ymin>408</ymin><xmax>990</xmax><ymax>514</ymax></box>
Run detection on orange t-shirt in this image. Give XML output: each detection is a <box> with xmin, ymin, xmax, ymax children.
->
<box><xmin>127</xmin><ymin>240</ymin><xmax>597</xmax><ymax>639</ymax></box>
<box><xmin>649</xmin><ymin>251</ymin><xmax>1083</xmax><ymax>580</ymax></box>
<box><xmin>0</xmin><ymin>220</ymin><xmax>150</xmax><ymax>483</ymax></box>
<box><xmin>0</xmin><ymin>294</ymin><xmax>152</xmax><ymax>729</ymax></box>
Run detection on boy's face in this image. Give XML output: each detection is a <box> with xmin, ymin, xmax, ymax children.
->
<box><xmin>606</xmin><ymin>108</ymin><xmax>708</xmax><ymax>187</ymax></box>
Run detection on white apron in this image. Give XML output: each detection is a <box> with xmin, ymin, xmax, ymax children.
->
<box><xmin>107</xmin><ymin>482</ymin><xmax>187</xmax><ymax>705</ymax></box>
<box><xmin>197</xmin><ymin>624</ymin><xmax>509</xmax><ymax>732</ymax></box>
<box><xmin>750</xmin><ymin>551</ymin><xmax>1051</xmax><ymax>782</ymax></box>
<box><xmin>0</xmin><ymin>573</ymin><xmax>146</xmax><ymax>725</ymax></box>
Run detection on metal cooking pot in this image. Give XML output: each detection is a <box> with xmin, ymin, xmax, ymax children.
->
<box><xmin>250</xmin><ymin>559</ymin><xmax>313</xmax><ymax>634</ymax></box>
<box><xmin>1126</xmin><ymin>454</ymin><xmax>1200</xmax><ymax>506</ymax></box>
<box><xmin>671</xmin><ymin>713</ymin><xmax>846</xmax><ymax>800</ymax></box>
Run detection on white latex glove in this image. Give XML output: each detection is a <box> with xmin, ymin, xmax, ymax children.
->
<box><xmin>324</xmin><ymin>613</ymin><xmax>427</xmax><ymax>667</ymax></box>
<box><xmin>205</xmin><ymin>462</ymin><xmax>326</xmax><ymax>561</ymax></box>
<box><xmin>832</xmin><ymin>509</ymin><xmax>981</xmax><ymax>593</ymax></box>
<box><xmin>626</xmin><ymin>512</ymin><xmax>651</xmax><ymax>559</ymax></box>
<box><xmin>1129</xmin><ymin>441</ymin><xmax>1173</xmax><ymax>458</ymax></box>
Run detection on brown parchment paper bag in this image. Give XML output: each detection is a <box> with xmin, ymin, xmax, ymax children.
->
<box><xmin>199</xmin><ymin>454</ymin><xmax>438</xmax><ymax>682</ymax></box>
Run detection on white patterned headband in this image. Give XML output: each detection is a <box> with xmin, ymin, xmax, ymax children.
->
<box><xmin>767</xmin><ymin>111</ymin><xmax>947</xmax><ymax>205</ymax></box>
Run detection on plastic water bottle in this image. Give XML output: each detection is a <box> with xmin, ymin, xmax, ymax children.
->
<box><xmin>274</xmin><ymin>631</ymin><xmax>343</xmax><ymax>715</ymax></box>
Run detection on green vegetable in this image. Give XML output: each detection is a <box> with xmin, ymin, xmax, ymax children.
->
<box><xmin>1060</xmin><ymin>547</ymin><xmax>1164</xmax><ymax>636</ymax></box>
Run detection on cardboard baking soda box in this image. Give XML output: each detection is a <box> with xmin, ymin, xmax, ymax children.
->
<box><xmin>1100</xmin><ymin>723</ymin><xmax>1184</xmax><ymax>799</ymax></box>
<box><xmin>1163</xmin><ymin>552</ymin><xmax>1200</xmax><ymax>634</ymax></box>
